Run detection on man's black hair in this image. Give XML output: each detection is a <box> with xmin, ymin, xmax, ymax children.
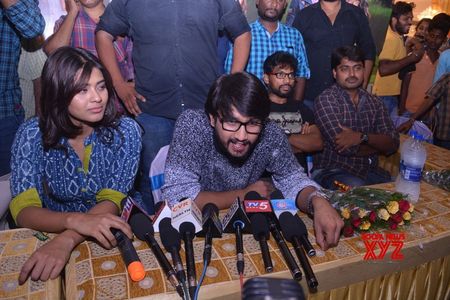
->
<box><xmin>430</xmin><ymin>13</ymin><xmax>450</xmax><ymax>36</ymax></box>
<box><xmin>263</xmin><ymin>51</ymin><xmax>298</xmax><ymax>74</ymax></box>
<box><xmin>205</xmin><ymin>72</ymin><xmax>270</xmax><ymax>121</ymax></box>
<box><xmin>331</xmin><ymin>46</ymin><xmax>365</xmax><ymax>70</ymax></box>
<box><xmin>390</xmin><ymin>2</ymin><xmax>415</xmax><ymax>20</ymax></box>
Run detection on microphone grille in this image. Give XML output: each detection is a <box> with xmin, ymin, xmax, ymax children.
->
<box><xmin>129</xmin><ymin>212</ymin><xmax>154</xmax><ymax>241</ymax></box>
<box><xmin>244</xmin><ymin>191</ymin><xmax>262</xmax><ymax>200</ymax></box>
<box><xmin>179</xmin><ymin>222</ymin><xmax>196</xmax><ymax>234</ymax></box>
<box><xmin>270</xmin><ymin>190</ymin><xmax>284</xmax><ymax>199</ymax></box>
<box><xmin>250</xmin><ymin>214</ymin><xmax>270</xmax><ymax>240</ymax></box>
<box><xmin>159</xmin><ymin>218</ymin><xmax>181</xmax><ymax>250</ymax></box>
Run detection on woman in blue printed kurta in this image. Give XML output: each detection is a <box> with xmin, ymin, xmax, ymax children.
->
<box><xmin>9</xmin><ymin>47</ymin><xmax>142</xmax><ymax>284</ymax></box>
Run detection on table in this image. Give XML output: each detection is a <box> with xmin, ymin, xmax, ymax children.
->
<box><xmin>0</xmin><ymin>229</ymin><xmax>61</xmax><ymax>300</ymax></box>
<box><xmin>378</xmin><ymin>134</ymin><xmax>450</xmax><ymax>177</ymax></box>
<box><xmin>64</xmin><ymin>181</ymin><xmax>450</xmax><ymax>300</ymax></box>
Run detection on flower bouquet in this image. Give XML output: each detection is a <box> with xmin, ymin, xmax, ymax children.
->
<box><xmin>326</xmin><ymin>184</ymin><xmax>415</xmax><ymax>237</ymax></box>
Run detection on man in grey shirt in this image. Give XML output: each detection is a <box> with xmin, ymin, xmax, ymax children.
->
<box><xmin>96</xmin><ymin>0</ymin><xmax>251</xmax><ymax>213</ymax></box>
<box><xmin>162</xmin><ymin>72</ymin><xmax>343</xmax><ymax>250</ymax></box>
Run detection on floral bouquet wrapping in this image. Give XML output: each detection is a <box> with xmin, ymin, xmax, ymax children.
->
<box><xmin>422</xmin><ymin>169</ymin><xmax>450</xmax><ymax>191</ymax></box>
<box><xmin>326</xmin><ymin>186</ymin><xmax>415</xmax><ymax>237</ymax></box>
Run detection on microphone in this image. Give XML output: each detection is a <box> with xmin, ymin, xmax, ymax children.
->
<box><xmin>110</xmin><ymin>229</ymin><xmax>145</xmax><ymax>282</ymax></box>
<box><xmin>245</xmin><ymin>191</ymin><xmax>302</xmax><ymax>281</ymax></box>
<box><xmin>222</xmin><ymin>197</ymin><xmax>251</xmax><ymax>276</ymax></box>
<box><xmin>129</xmin><ymin>213</ymin><xmax>184</xmax><ymax>298</ymax></box>
<box><xmin>171</xmin><ymin>198</ymin><xmax>202</xmax><ymax>299</ymax></box>
<box><xmin>242</xmin><ymin>191</ymin><xmax>273</xmax><ymax>273</ymax></box>
<box><xmin>270</xmin><ymin>190</ymin><xmax>315</xmax><ymax>257</ymax></box>
<box><xmin>249</xmin><ymin>214</ymin><xmax>273</xmax><ymax>273</ymax></box>
<box><xmin>152</xmin><ymin>200</ymin><xmax>172</xmax><ymax>233</ymax></box>
<box><xmin>197</xmin><ymin>203</ymin><xmax>223</xmax><ymax>265</ymax></box>
<box><xmin>280</xmin><ymin>213</ymin><xmax>318</xmax><ymax>290</ymax></box>
<box><xmin>158</xmin><ymin>218</ymin><xmax>187</xmax><ymax>287</ymax></box>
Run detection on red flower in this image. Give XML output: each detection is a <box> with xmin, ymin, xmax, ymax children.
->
<box><xmin>392</xmin><ymin>212</ymin><xmax>403</xmax><ymax>224</ymax></box>
<box><xmin>389</xmin><ymin>220</ymin><xmax>398</xmax><ymax>230</ymax></box>
<box><xmin>352</xmin><ymin>217</ymin><xmax>362</xmax><ymax>228</ymax></box>
<box><xmin>369</xmin><ymin>211</ymin><xmax>377</xmax><ymax>223</ymax></box>
<box><xmin>343</xmin><ymin>225</ymin><xmax>354</xmax><ymax>237</ymax></box>
<box><xmin>398</xmin><ymin>200</ymin><xmax>410</xmax><ymax>213</ymax></box>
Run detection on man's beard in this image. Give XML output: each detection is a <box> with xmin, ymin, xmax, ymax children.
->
<box><xmin>258</xmin><ymin>7</ymin><xmax>284</xmax><ymax>22</ymax></box>
<box><xmin>395</xmin><ymin>22</ymin><xmax>409</xmax><ymax>35</ymax></box>
<box><xmin>213</xmin><ymin>132</ymin><xmax>258</xmax><ymax>167</ymax></box>
<box><xmin>269</xmin><ymin>84</ymin><xmax>293</xmax><ymax>99</ymax></box>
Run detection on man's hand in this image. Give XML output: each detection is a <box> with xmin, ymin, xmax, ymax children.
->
<box><xmin>114</xmin><ymin>81</ymin><xmax>146</xmax><ymax>116</ymax></box>
<box><xmin>65</xmin><ymin>0</ymin><xmax>81</xmax><ymax>16</ymax></box>
<box><xmin>312</xmin><ymin>197</ymin><xmax>344</xmax><ymax>250</ymax></box>
<box><xmin>18</xmin><ymin>234</ymin><xmax>74</xmax><ymax>285</ymax></box>
<box><xmin>243</xmin><ymin>180</ymin><xmax>274</xmax><ymax>199</ymax></box>
<box><xmin>65</xmin><ymin>213</ymin><xmax>132</xmax><ymax>249</ymax></box>
<box><xmin>335</xmin><ymin>124</ymin><xmax>361</xmax><ymax>152</ymax></box>
<box><xmin>301</xmin><ymin>122</ymin><xmax>311</xmax><ymax>135</ymax></box>
<box><xmin>397</xmin><ymin>118</ymin><xmax>414</xmax><ymax>133</ymax></box>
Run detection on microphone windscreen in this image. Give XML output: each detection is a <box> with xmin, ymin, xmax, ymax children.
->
<box><xmin>129</xmin><ymin>212</ymin><xmax>154</xmax><ymax>241</ymax></box>
<box><xmin>279</xmin><ymin>213</ymin><xmax>296</xmax><ymax>242</ymax></box>
<box><xmin>270</xmin><ymin>190</ymin><xmax>284</xmax><ymax>199</ymax></box>
<box><xmin>244</xmin><ymin>191</ymin><xmax>262</xmax><ymax>200</ymax></box>
<box><xmin>250</xmin><ymin>214</ymin><xmax>270</xmax><ymax>240</ymax></box>
<box><xmin>202</xmin><ymin>202</ymin><xmax>219</xmax><ymax>216</ymax></box>
<box><xmin>159</xmin><ymin>218</ymin><xmax>181</xmax><ymax>250</ymax></box>
<box><xmin>295</xmin><ymin>215</ymin><xmax>308</xmax><ymax>235</ymax></box>
<box><xmin>179</xmin><ymin>222</ymin><xmax>196</xmax><ymax>235</ymax></box>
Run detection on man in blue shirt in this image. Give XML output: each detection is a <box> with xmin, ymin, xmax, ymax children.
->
<box><xmin>96</xmin><ymin>0</ymin><xmax>251</xmax><ymax>213</ymax></box>
<box><xmin>0</xmin><ymin>0</ymin><xmax>44</xmax><ymax>176</ymax></box>
<box><xmin>225</xmin><ymin>0</ymin><xmax>310</xmax><ymax>102</ymax></box>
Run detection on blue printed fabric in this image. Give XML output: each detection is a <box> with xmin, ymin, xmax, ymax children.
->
<box><xmin>10</xmin><ymin>117</ymin><xmax>142</xmax><ymax>214</ymax></box>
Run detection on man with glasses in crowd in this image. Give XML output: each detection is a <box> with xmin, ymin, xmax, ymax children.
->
<box><xmin>263</xmin><ymin>51</ymin><xmax>323</xmax><ymax>171</ymax></box>
<box><xmin>162</xmin><ymin>72</ymin><xmax>343</xmax><ymax>251</ymax></box>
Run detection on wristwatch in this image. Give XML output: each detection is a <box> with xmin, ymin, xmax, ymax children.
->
<box><xmin>360</xmin><ymin>133</ymin><xmax>369</xmax><ymax>144</ymax></box>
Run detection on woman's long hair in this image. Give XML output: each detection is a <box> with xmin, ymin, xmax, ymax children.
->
<box><xmin>39</xmin><ymin>47</ymin><xmax>118</xmax><ymax>150</ymax></box>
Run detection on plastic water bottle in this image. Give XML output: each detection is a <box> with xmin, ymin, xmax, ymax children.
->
<box><xmin>395</xmin><ymin>131</ymin><xmax>427</xmax><ymax>203</ymax></box>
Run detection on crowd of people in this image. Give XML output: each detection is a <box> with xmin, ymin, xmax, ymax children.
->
<box><xmin>1</xmin><ymin>0</ymin><xmax>449</xmax><ymax>284</ymax></box>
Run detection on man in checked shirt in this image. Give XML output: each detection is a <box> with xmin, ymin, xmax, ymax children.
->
<box><xmin>312</xmin><ymin>46</ymin><xmax>399</xmax><ymax>189</ymax></box>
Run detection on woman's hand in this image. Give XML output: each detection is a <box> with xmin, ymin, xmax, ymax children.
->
<box><xmin>18</xmin><ymin>233</ymin><xmax>74</xmax><ymax>284</ymax></box>
<box><xmin>65</xmin><ymin>212</ymin><xmax>132</xmax><ymax>249</ymax></box>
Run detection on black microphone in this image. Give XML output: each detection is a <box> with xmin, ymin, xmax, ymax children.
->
<box><xmin>159</xmin><ymin>218</ymin><xmax>187</xmax><ymax>287</ymax></box>
<box><xmin>270</xmin><ymin>191</ymin><xmax>315</xmax><ymax>257</ymax></box>
<box><xmin>110</xmin><ymin>229</ymin><xmax>145</xmax><ymax>282</ymax></box>
<box><xmin>179</xmin><ymin>222</ymin><xmax>197</xmax><ymax>299</ymax></box>
<box><xmin>280</xmin><ymin>213</ymin><xmax>318</xmax><ymax>290</ymax></box>
<box><xmin>249</xmin><ymin>213</ymin><xmax>273</xmax><ymax>273</ymax></box>
<box><xmin>129</xmin><ymin>213</ymin><xmax>184</xmax><ymax>298</ymax></box>
<box><xmin>245</xmin><ymin>191</ymin><xmax>302</xmax><ymax>281</ymax></box>
<box><xmin>222</xmin><ymin>197</ymin><xmax>251</xmax><ymax>276</ymax></box>
<box><xmin>197</xmin><ymin>203</ymin><xmax>223</xmax><ymax>266</ymax></box>
<box><xmin>171</xmin><ymin>198</ymin><xmax>202</xmax><ymax>299</ymax></box>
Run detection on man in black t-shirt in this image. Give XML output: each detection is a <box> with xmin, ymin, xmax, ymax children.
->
<box><xmin>263</xmin><ymin>51</ymin><xmax>323</xmax><ymax>170</ymax></box>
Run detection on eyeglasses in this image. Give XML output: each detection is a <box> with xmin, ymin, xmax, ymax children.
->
<box><xmin>219</xmin><ymin>118</ymin><xmax>264</xmax><ymax>134</ymax></box>
<box><xmin>269</xmin><ymin>71</ymin><xmax>296</xmax><ymax>80</ymax></box>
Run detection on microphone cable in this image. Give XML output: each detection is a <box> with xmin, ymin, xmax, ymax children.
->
<box><xmin>194</xmin><ymin>260</ymin><xmax>208</xmax><ymax>300</ymax></box>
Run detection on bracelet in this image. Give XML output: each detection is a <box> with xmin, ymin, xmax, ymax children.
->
<box><xmin>306</xmin><ymin>189</ymin><xmax>328</xmax><ymax>216</ymax></box>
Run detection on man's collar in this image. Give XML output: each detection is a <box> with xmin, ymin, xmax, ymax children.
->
<box><xmin>256</xmin><ymin>18</ymin><xmax>280</xmax><ymax>35</ymax></box>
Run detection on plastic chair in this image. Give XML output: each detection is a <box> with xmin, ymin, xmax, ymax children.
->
<box><xmin>149</xmin><ymin>145</ymin><xmax>170</xmax><ymax>206</ymax></box>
